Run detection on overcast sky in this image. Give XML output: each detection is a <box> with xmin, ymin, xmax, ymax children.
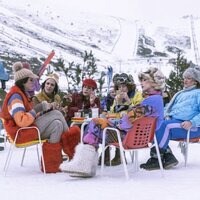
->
<box><xmin>56</xmin><ymin>0</ymin><xmax>200</xmax><ymax>20</ymax></box>
<box><xmin>2</xmin><ymin>0</ymin><xmax>200</xmax><ymax>21</ymax></box>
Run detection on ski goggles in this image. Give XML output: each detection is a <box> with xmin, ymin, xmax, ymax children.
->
<box><xmin>115</xmin><ymin>77</ymin><xmax>128</xmax><ymax>85</ymax></box>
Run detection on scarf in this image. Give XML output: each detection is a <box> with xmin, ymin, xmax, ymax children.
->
<box><xmin>36</xmin><ymin>90</ymin><xmax>61</xmax><ymax>104</ymax></box>
<box><xmin>142</xmin><ymin>90</ymin><xmax>162</xmax><ymax>98</ymax></box>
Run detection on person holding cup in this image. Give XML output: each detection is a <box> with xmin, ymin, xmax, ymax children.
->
<box><xmin>66</xmin><ymin>78</ymin><xmax>101</xmax><ymax>124</ymax></box>
<box><xmin>104</xmin><ymin>73</ymin><xmax>143</xmax><ymax>166</ymax></box>
<box><xmin>111</xmin><ymin>73</ymin><xmax>143</xmax><ymax>114</ymax></box>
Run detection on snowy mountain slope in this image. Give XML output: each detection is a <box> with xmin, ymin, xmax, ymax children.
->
<box><xmin>136</xmin><ymin>19</ymin><xmax>193</xmax><ymax>58</ymax></box>
<box><xmin>0</xmin><ymin>2</ymin><xmax>120</xmax><ymax>63</ymax></box>
<box><xmin>0</xmin><ymin>0</ymin><xmax>199</xmax><ymax>85</ymax></box>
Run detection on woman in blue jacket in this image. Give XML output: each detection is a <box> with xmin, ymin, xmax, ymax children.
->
<box><xmin>141</xmin><ymin>66</ymin><xmax>200</xmax><ymax>170</ymax></box>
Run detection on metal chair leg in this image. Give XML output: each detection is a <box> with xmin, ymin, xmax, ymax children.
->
<box><xmin>154</xmin><ymin>136</ymin><xmax>164</xmax><ymax>177</ymax></box>
<box><xmin>21</xmin><ymin>148</ymin><xmax>27</xmax><ymax>166</ymax></box>
<box><xmin>4</xmin><ymin>144</ymin><xmax>15</xmax><ymax>176</ymax></box>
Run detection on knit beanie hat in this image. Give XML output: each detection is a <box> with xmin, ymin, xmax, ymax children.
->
<box><xmin>22</xmin><ymin>62</ymin><xmax>31</xmax><ymax>69</ymax></box>
<box><xmin>183</xmin><ymin>66</ymin><xmax>200</xmax><ymax>83</ymax></box>
<box><xmin>113</xmin><ymin>73</ymin><xmax>134</xmax><ymax>86</ymax></box>
<box><xmin>45</xmin><ymin>73</ymin><xmax>59</xmax><ymax>85</ymax></box>
<box><xmin>83</xmin><ymin>78</ymin><xmax>97</xmax><ymax>89</ymax></box>
<box><xmin>13</xmin><ymin>62</ymin><xmax>38</xmax><ymax>82</ymax></box>
<box><xmin>138</xmin><ymin>67</ymin><xmax>165</xmax><ymax>91</ymax></box>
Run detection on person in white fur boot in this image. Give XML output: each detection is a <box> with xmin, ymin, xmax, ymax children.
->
<box><xmin>60</xmin><ymin>143</ymin><xmax>98</xmax><ymax>177</ymax></box>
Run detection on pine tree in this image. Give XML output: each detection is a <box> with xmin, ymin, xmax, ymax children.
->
<box><xmin>70</xmin><ymin>62</ymin><xmax>82</xmax><ymax>90</ymax></box>
<box><xmin>166</xmin><ymin>51</ymin><xmax>190</xmax><ymax>96</ymax></box>
<box><xmin>81</xmin><ymin>50</ymin><xmax>98</xmax><ymax>81</ymax></box>
<box><xmin>54</xmin><ymin>50</ymin><xmax>105</xmax><ymax>93</ymax></box>
<box><xmin>53</xmin><ymin>58</ymin><xmax>65</xmax><ymax>72</ymax></box>
<box><xmin>97</xmin><ymin>71</ymin><xmax>106</xmax><ymax>97</ymax></box>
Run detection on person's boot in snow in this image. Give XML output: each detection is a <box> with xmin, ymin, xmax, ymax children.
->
<box><xmin>111</xmin><ymin>148</ymin><xmax>121</xmax><ymax>166</ymax></box>
<box><xmin>98</xmin><ymin>147</ymin><xmax>110</xmax><ymax>166</ymax></box>
<box><xmin>60</xmin><ymin>143</ymin><xmax>98</xmax><ymax>177</ymax></box>
<box><xmin>41</xmin><ymin>142</ymin><xmax>62</xmax><ymax>173</ymax></box>
<box><xmin>140</xmin><ymin>147</ymin><xmax>164</xmax><ymax>170</ymax></box>
<box><xmin>61</xmin><ymin>126</ymin><xmax>80</xmax><ymax>160</ymax></box>
<box><xmin>163</xmin><ymin>147</ymin><xmax>179</xmax><ymax>169</ymax></box>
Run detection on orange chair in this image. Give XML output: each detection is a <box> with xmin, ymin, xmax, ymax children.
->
<box><xmin>4</xmin><ymin>126</ymin><xmax>46</xmax><ymax>175</ymax></box>
<box><xmin>101</xmin><ymin>117</ymin><xmax>164</xmax><ymax>179</ymax></box>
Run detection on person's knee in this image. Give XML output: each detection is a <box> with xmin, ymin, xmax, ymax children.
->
<box><xmin>53</xmin><ymin>120</ymin><xmax>63</xmax><ymax>132</ymax></box>
<box><xmin>49</xmin><ymin>120</ymin><xmax>63</xmax><ymax>143</ymax></box>
<box><xmin>51</xmin><ymin>110</ymin><xmax>64</xmax><ymax>118</ymax></box>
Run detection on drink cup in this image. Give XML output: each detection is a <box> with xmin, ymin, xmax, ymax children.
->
<box><xmin>74</xmin><ymin>112</ymin><xmax>81</xmax><ymax>118</ymax></box>
<box><xmin>91</xmin><ymin>108</ymin><xmax>99</xmax><ymax>118</ymax></box>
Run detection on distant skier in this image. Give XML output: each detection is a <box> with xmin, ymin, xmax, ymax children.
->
<box><xmin>0</xmin><ymin>61</ymin><xmax>9</xmax><ymax>90</ymax></box>
<box><xmin>0</xmin><ymin>62</ymin><xmax>11</xmax><ymax>151</ymax></box>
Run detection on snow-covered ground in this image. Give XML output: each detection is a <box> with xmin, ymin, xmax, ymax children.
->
<box><xmin>1</xmin><ymin>1</ymin><xmax>200</xmax><ymax>199</ymax></box>
<box><xmin>1</xmin><ymin>138</ymin><xmax>200</xmax><ymax>200</ymax></box>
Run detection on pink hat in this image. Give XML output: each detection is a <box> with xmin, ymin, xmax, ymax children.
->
<box><xmin>22</xmin><ymin>62</ymin><xmax>31</xmax><ymax>69</ymax></box>
<box><xmin>12</xmin><ymin>62</ymin><xmax>38</xmax><ymax>82</ymax></box>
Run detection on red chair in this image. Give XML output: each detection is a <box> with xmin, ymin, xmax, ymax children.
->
<box><xmin>101</xmin><ymin>117</ymin><xmax>164</xmax><ymax>179</ymax></box>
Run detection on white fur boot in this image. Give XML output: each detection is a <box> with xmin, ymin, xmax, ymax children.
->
<box><xmin>60</xmin><ymin>143</ymin><xmax>98</xmax><ymax>177</ymax></box>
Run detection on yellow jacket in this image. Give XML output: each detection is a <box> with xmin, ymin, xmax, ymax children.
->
<box><xmin>110</xmin><ymin>91</ymin><xmax>143</xmax><ymax>113</ymax></box>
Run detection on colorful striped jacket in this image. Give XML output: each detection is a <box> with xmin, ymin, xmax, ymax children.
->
<box><xmin>1</xmin><ymin>86</ymin><xmax>37</xmax><ymax>142</ymax></box>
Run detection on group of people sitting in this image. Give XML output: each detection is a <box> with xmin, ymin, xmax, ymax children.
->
<box><xmin>1</xmin><ymin>61</ymin><xmax>200</xmax><ymax>178</ymax></box>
